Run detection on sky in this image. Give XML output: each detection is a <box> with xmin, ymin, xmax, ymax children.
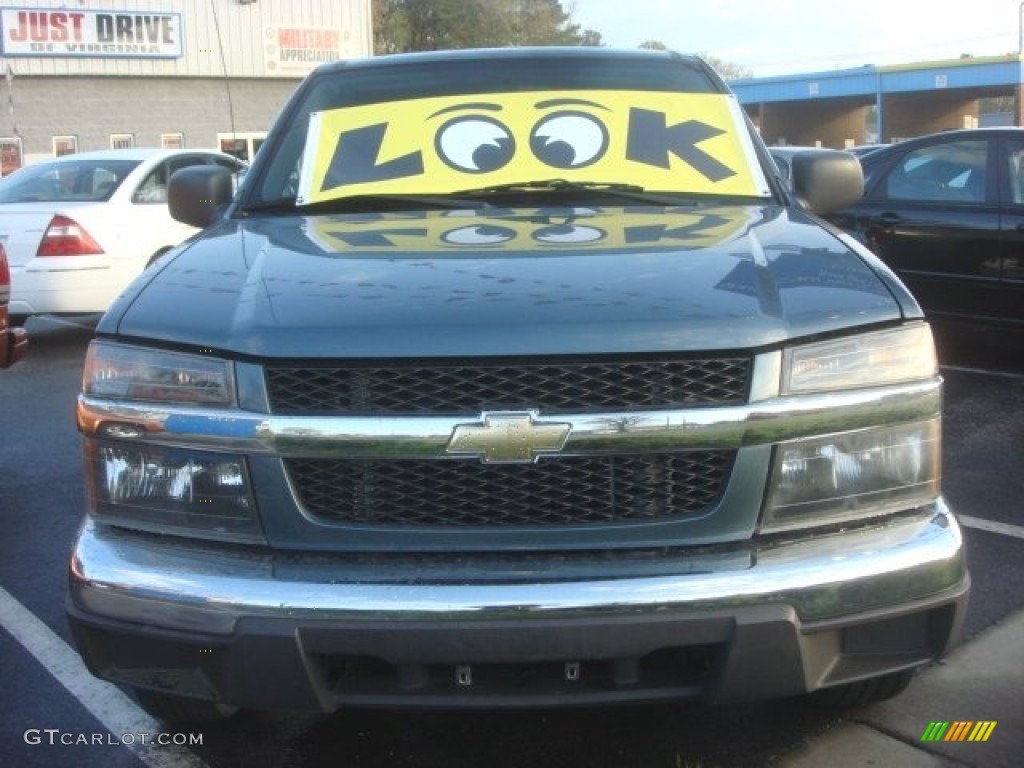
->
<box><xmin>570</xmin><ymin>0</ymin><xmax>1021</xmax><ymax>77</ymax></box>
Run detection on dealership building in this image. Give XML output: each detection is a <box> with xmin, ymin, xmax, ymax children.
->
<box><xmin>3</xmin><ymin>1</ymin><xmax>1022</xmax><ymax>173</ymax></box>
<box><xmin>0</xmin><ymin>0</ymin><xmax>372</xmax><ymax>174</ymax></box>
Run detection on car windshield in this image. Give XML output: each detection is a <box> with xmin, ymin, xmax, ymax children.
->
<box><xmin>245</xmin><ymin>54</ymin><xmax>773</xmax><ymax>210</ymax></box>
<box><xmin>0</xmin><ymin>159</ymin><xmax>139</xmax><ymax>203</ymax></box>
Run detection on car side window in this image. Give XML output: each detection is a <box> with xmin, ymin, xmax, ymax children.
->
<box><xmin>91</xmin><ymin>168</ymin><xmax>119</xmax><ymax>199</ymax></box>
<box><xmin>133</xmin><ymin>165</ymin><xmax>168</xmax><ymax>204</ymax></box>
<box><xmin>877</xmin><ymin>140</ymin><xmax>987</xmax><ymax>204</ymax></box>
<box><xmin>133</xmin><ymin>156</ymin><xmax>212</xmax><ymax>204</ymax></box>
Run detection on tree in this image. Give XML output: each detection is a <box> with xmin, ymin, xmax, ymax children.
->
<box><xmin>499</xmin><ymin>0</ymin><xmax>604</xmax><ymax>47</ymax></box>
<box><xmin>372</xmin><ymin>0</ymin><xmax>407</xmax><ymax>55</ymax></box>
<box><xmin>638</xmin><ymin>40</ymin><xmax>667</xmax><ymax>50</ymax></box>
<box><xmin>371</xmin><ymin>0</ymin><xmax>601</xmax><ymax>53</ymax></box>
<box><xmin>700</xmin><ymin>53</ymin><xmax>752</xmax><ymax>81</ymax></box>
<box><xmin>401</xmin><ymin>0</ymin><xmax>498</xmax><ymax>51</ymax></box>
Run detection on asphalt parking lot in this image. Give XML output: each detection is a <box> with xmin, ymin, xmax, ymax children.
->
<box><xmin>0</xmin><ymin>316</ymin><xmax>1021</xmax><ymax>768</ymax></box>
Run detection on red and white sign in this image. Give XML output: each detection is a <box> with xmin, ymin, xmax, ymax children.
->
<box><xmin>263</xmin><ymin>25</ymin><xmax>356</xmax><ymax>76</ymax></box>
<box><xmin>0</xmin><ymin>8</ymin><xmax>183</xmax><ymax>58</ymax></box>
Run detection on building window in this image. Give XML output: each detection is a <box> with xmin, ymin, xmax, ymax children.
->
<box><xmin>161</xmin><ymin>133</ymin><xmax>184</xmax><ymax>150</ymax></box>
<box><xmin>53</xmin><ymin>135</ymin><xmax>78</xmax><ymax>156</ymax></box>
<box><xmin>110</xmin><ymin>134</ymin><xmax>135</xmax><ymax>150</ymax></box>
<box><xmin>0</xmin><ymin>137</ymin><xmax>23</xmax><ymax>177</ymax></box>
<box><xmin>217</xmin><ymin>132</ymin><xmax>267</xmax><ymax>163</ymax></box>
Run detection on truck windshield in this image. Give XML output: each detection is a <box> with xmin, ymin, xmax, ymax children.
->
<box><xmin>246</xmin><ymin>53</ymin><xmax>772</xmax><ymax>209</ymax></box>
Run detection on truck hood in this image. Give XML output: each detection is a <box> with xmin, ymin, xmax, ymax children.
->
<box><xmin>105</xmin><ymin>206</ymin><xmax>905</xmax><ymax>358</ymax></box>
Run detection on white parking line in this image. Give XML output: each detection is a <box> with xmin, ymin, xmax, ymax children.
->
<box><xmin>0</xmin><ymin>586</ymin><xmax>211</xmax><ymax>768</ymax></box>
<box><xmin>959</xmin><ymin>515</ymin><xmax>1024</xmax><ymax>541</ymax></box>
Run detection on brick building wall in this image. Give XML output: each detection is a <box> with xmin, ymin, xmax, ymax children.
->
<box><xmin>5</xmin><ymin>76</ymin><xmax>300</xmax><ymax>161</ymax></box>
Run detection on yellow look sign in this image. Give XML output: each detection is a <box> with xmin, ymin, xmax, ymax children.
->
<box><xmin>296</xmin><ymin>90</ymin><xmax>769</xmax><ymax>205</ymax></box>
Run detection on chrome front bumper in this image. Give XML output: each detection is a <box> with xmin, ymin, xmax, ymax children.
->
<box><xmin>71</xmin><ymin>501</ymin><xmax>966</xmax><ymax>634</ymax></box>
<box><xmin>68</xmin><ymin>502</ymin><xmax>968</xmax><ymax>708</ymax></box>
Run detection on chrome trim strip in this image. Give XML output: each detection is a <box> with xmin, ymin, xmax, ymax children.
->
<box><xmin>69</xmin><ymin>500</ymin><xmax>966</xmax><ymax>635</ymax></box>
<box><xmin>77</xmin><ymin>377</ymin><xmax>942</xmax><ymax>459</ymax></box>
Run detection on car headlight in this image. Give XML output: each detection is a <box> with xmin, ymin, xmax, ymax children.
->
<box><xmin>761</xmin><ymin>419</ymin><xmax>941</xmax><ymax>532</ymax></box>
<box><xmin>83</xmin><ymin>341</ymin><xmax>235</xmax><ymax>405</ymax></box>
<box><xmin>81</xmin><ymin>342</ymin><xmax>261</xmax><ymax>542</ymax></box>
<box><xmin>764</xmin><ymin>324</ymin><xmax>942</xmax><ymax>532</ymax></box>
<box><xmin>85</xmin><ymin>441</ymin><xmax>263</xmax><ymax>543</ymax></box>
<box><xmin>782</xmin><ymin>324</ymin><xmax>936</xmax><ymax>395</ymax></box>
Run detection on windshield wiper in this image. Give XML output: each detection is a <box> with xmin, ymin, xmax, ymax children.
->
<box><xmin>241</xmin><ymin>182</ymin><xmax>711</xmax><ymax>214</ymax></box>
<box><xmin>454</xmin><ymin>179</ymin><xmax>700</xmax><ymax>206</ymax></box>
<box><xmin>242</xmin><ymin>193</ymin><xmax>490</xmax><ymax>214</ymax></box>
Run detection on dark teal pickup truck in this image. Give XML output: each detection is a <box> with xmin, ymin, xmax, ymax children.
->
<box><xmin>68</xmin><ymin>47</ymin><xmax>969</xmax><ymax>721</ymax></box>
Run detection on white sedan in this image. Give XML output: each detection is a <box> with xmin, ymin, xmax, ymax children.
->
<box><xmin>0</xmin><ymin>148</ymin><xmax>246</xmax><ymax>323</ymax></box>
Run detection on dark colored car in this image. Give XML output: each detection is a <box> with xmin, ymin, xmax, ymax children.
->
<box><xmin>68</xmin><ymin>47</ymin><xmax>968</xmax><ymax>722</ymax></box>
<box><xmin>0</xmin><ymin>243</ymin><xmax>27</xmax><ymax>368</ymax></box>
<box><xmin>827</xmin><ymin>128</ymin><xmax>1024</xmax><ymax>336</ymax></box>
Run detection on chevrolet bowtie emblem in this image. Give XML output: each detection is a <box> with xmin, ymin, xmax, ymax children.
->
<box><xmin>446</xmin><ymin>412</ymin><xmax>572</xmax><ymax>464</ymax></box>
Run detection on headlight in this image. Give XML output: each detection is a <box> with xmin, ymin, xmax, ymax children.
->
<box><xmin>782</xmin><ymin>324</ymin><xmax>936</xmax><ymax>394</ymax></box>
<box><xmin>83</xmin><ymin>341</ymin><xmax>235</xmax><ymax>405</ymax></box>
<box><xmin>85</xmin><ymin>441</ymin><xmax>263</xmax><ymax>543</ymax></box>
<box><xmin>81</xmin><ymin>342</ymin><xmax>256</xmax><ymax>542</ymax></box>
<box><xmin>761</xmin><ymin>419</ymin><xmax>940</xmax><ymax>533</ymax></box>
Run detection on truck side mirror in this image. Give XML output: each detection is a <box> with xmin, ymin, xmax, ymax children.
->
<box><xmin>168</xmin><ymin>166</ymin><xmax>233</xmax><ymax>229</ymax></box>
<box><xmin>791</xmin><ymin>150</ymin><xmax>864</xmax><ymax>215</ymax></box>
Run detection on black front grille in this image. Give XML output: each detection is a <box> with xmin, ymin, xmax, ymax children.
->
<box><xmin>265</xmin><ymin>357</ymin><xmax>751</xmax><ymax>415</ymax></box>
<box><xmin>286</xmin><ymin>452</ymin><xmax>735</xmax><ymax>527</ymax></box>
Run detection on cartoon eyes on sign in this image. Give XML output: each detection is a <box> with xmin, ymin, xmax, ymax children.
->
<box><xmin>436</xmin><ymin>116</ymin><xmax>515</xmax><ymax>174</ymax></box>
<box><xmin>530</xmin><ymin>112</ymin><xmax>609</xmax><ymax>170</ymax></box>
<box><xmin>435</xmin><ymin>110</ymin><xmax>609</xmax><ymax>173</ymax></box>
<box><xmin>440</xmin><ymin>224</ymin><xmax>519</xmax><ymax>246</ymax></box>
<box><xmin>534</xmin><ymin>223</ymin><xmax>605</xmax><ymax>244</ymax></box>
<box><xmin>439</xmin><ymin>223</ymin><xmax>607</xmax><ymax>247</ymax></box>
